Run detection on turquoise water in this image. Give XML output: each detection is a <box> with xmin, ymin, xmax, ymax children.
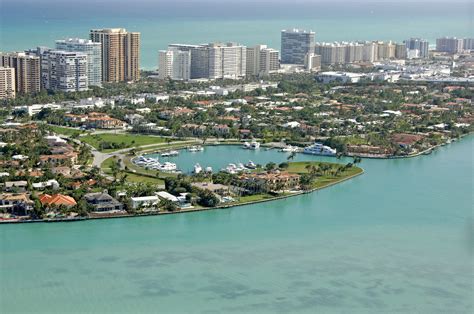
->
<box><xmin>1</xmin><ymin>1</ymin><xmax>472</xmax><ymax>69</ymax></box>
<box><xmin>1</xmin><ymin>136</ymin><xmax>472</xmax><ymax>313</ymax></box>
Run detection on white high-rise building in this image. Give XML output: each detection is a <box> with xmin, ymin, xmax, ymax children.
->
<box><xmin>208</xmin><ymin>43</ymin><xmax>246</xmax><ymax>79</ymax></box>
<box><xmin>0</xmin><ymin>67</ymin><xmax>16</xmax><ymax>99</ymax></box>
<box><xmin>55</xmin><ymin>38</ymin><xmax>102</xmax><ymax>87</ymax></box>
<box><xmin>246</xmin><ymin>45</ymin><xmax>279</xmax><ymax>77</ymax></box>
<box><xmin>304</xmin><ymin>53</ymin><xmax>321</xmax><ymax>72</ymax></box>
<box><xmin>158</xmin><ymin>48</ymin><xmax>191</xmax><ymax>80</ymax></box>
<box><xmin>40</xmin><ymin>50</ymin><xmax>88</xmax><ymax>92</ymax></box>
<box><xmin>281</xmin><ymin>29</ymin><xmax>315</xmax><ymax>64</ymax></box>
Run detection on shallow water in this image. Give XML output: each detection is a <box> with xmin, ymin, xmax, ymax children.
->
<box><xmin>1</xmin><ymin>137</ymin><xmax>473</xmax><ymax>313</ymax></box>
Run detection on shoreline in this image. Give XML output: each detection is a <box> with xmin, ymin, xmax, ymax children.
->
<box><xmin>0</xmin><ymin>168</ymin><xmax>364</xmax><ymax>225</ymax></box>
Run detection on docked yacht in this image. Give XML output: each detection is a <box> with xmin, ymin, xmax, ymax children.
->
<box><xmin>249</xmin><ymin>140</ymin><xmax>260</xmax><ymax>150</ymax></box>
<box><xmin>242</xmin><ymin>142</ymin><xmax>251</xmax><ymax>149</ymax></box>
<box><xmin>161</xmin><ymin>150</ymin><xmax>179</xmax><ymax>157</ymax></box>
<box><xmin>222</xmin><ymin>163</ymin><xmax>246</xmax><ymax>174</ymax></box>
<box><xmin>245</xmin><ymin>160</ymin><xmax>257</xmax><ymax>169</ymax></box>
<box><xmin>193</xmin><ymin>163</ymin><xmax>203</xmax><ymax>174</ymax></box>
<box><xmin>280</xmin><ymin>145</ymin><xmax>299</xmax><ymax>153</ymax></box>
<box><xmin>159</xmin><ymin>162</ymin><xmax>177</xmax><ymax>172</ymax></box>
<box><xmin>188</xmin><ymin>145</ymin><xmax>204</xmax><ymax>152</ymax></box>
<box><xmin>205</xmin><ymin>166</ymin><xmax>213</xmax><ymax>173</ymax></box>
<box><xmin>303</xmin><ymin>142</ymin><xmax>337</xmax><ymax>156</ymax></box>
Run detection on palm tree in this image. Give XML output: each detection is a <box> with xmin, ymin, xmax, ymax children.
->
<box><xmin>287</xmin><ymin>151</ymin><xmax>296</xmax><ymax>161</ymax></box>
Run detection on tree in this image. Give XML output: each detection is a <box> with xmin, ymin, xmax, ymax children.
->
<box><xmin>287</xmin><ymin>151</ymin><xmax>296</xmax><ymax>161</ymax></box>
<box><xmin>159</xmin><ymin>199</ymin><xmax>177</xmax><ymax>212</ymax></box>
<box><xmin>265</xmin><ymin>162</ymin><xmax>277</xmax><ymax>172</ymax></box>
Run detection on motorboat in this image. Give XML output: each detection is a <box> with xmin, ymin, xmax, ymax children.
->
<box><xmin>161</xmin><ymin>150</ymin><xmax>179</xmax><ymax>157</ymax></box>
<box><xmin>222</xmin><ymin>163</ymin><xmax>245</xmax><ymax>174</ymax></box>
<box><xmin>159</xmin><ymin>162</ymin><xmax>177</xmax><ymax>172</ymax></box>
<box><xmin>245</xmin><ymin>160</ymin><xmax>257</xmax><ymax>169</ymax></box>
<box><xmin>193</xmin><ymin>163</ymin><xmax>203</xmax><ymax>174</ymax></box>
<box><xmin>205</xmin><ymin>166</ymin><xmax>213</xmax><ymax>173</ymax></box>
<box><xmin>242</xmin><ymin>142</ymin><xmax>251</xmax><ymax>149</ymax></box>
<box><xmin>188</xmin><ymin>145</ymin><xmax>204</xmax><ymax>152</ymax></box>
<box><xmin>280</xmin><ymin>145</ymin><xmax>299</xmax><ymax>153</ymax></box>
<box><xmin>249</xmin><ymin>140</ymin><xmax>260</xmax><ymax>150</ymax></box>
<box><xmin>303</xmin><ymin>142</ymin><xmax>336</xmax><ymax>156</ymax></box>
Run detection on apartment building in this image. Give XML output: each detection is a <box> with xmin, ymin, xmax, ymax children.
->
<box><xmin>0</xmin><ymin>67</ymin><xmax>16</xmax><ymax>99</ymax></box>
<box><xmin>90</xmin><ymin>28</ymin><xmax>140</xmax><ymax>82</ymax></box>
<box><xmin>0</xmin><ymin>52</ymin><xmax>40</xmax><ymax>95</ymax></box>
<box><xmin>56</xmin><ymin>38</ymin><xmax>102</xmax><ymax>87</ymax></box>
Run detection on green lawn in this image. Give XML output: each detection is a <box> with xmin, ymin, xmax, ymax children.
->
<box><xmin>286</xmin><ymin>161</ymin><xmax>363</xmax><ymax>189</ymax></box>
<box><xmin>48</xmin><ymin>125</ymin><xmax>85</xmax><ymax>137</ymax></box>
<box><xmin>237</xmin><ymin>194</ymin><xmax>274</xmax><ymax>203</ymax></box>
<box><xmin>81</xmin><ymin>133</ymin><xmax>168</xmax><ymax>152</ymax></box>
<box><xmin>101</xmin><ymin>156</ymin><xmax>164</xmax><ymax>185</ymax></box>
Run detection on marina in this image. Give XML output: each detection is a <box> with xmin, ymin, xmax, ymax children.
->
<box><xmin>1</xmin><ymin>137</ymin><xmax>472</xmax><ymax>313</ymax></box>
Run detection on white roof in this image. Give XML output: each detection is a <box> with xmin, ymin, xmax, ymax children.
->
<box><xmin>131</xmin><ymin>196</ymin><xmax>159</xmax><ymax>202</ymax></box>
<box><xmin>156</xmin><ymin>191</ymin><xmax>179</xmax><ymax>202</ymax></box>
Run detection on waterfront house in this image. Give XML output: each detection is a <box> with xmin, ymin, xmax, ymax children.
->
<box><xmin>84</xmin><ymin>192</ymin><xmax>124</xmax><ymax>212</ymax></box>
<box><xmin>0</xmin><ymin>193</ymin><xmax>33</xmax><ymax>216</ymax></box>
<box><xmin>131</xmin><ymin>195</ymin><xmax>159</xmax><ymax>209</ymax></box>
<box><xmin>191</xmin><ymin>182</ymin><xmax>230</xmax><ymax>196</ymax></box>
<box><xmin>239</xmin><ymin>171</ymin><xmax>300</xmax><ymax>193</ymax></box>
<box><xmin>156</xmin><ymin>191</ymin><xmax>180</xmax><ymax>203</ymax></box>
<box><xmin>391</xmin><ymin>133</ymin><xmax>424</xmax><ymax>149</ymax></box>
<box><xmin>39</xmin><ymin>194</ymin><xmax>77</xmax><ymax>209</ymax></box>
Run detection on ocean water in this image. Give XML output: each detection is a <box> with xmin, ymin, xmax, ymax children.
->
<box><xmin>0</xmin><ymin>136</ymin><xmax>472</xmax><ymax>313</ymax></box>
<box><xmin>1</xmin><ymin>1</ymin><xmax>473</xmax><ymax>69</ymax></box>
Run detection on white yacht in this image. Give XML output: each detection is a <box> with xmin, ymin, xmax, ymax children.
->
<box><xmin>303</xmin><ymin>142</ymin><xmax>337</xmax><ymax>156</ymax></box>
<box><xmin>222</xmin><ymin>163</ymin><xmax>246</xmax><ymax>174</ymax></box>
<box><xmin>280</xmin><ymin>145</ymin><xmax>299</xmax><ymax>153</ymax></box>
<box><xmin>193</xmin><ymin>163</ymin><xmax>202</xmax><ymax>174</ymax></box>
<box><xmin>188</xmin><ymin>145</ymin><xmax>204</xmax><ymax>152</ymax></box>
<box><xmin>161</xmin><ymin>150</ymin><xmax>179</xmax><ymax>157</ymax></box>
<box><xmin>159</xmin><ymin>162</ymin><xmax>177</xmax><ymax>172</ymax></box>
<box><xmin>249</xmin><ymin>140</ymin><xmax>260</xmax><ymax>150</ymax></box>
<box><xmin>242</xmin><ymin>142</ymin><xmax>251</xmax><ymax>149</ymax></box>
<box><xmin>205</xmin><ymin>166</ymin><xmax>213</xmax><ymax>173</ymax></box>
<box><xmin>245</xmin><ymin>160</ymin><xmax>257</xmax><ymax>169</ymax></box>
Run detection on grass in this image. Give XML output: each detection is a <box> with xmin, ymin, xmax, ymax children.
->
<box><xmin>81</xmin><ymin>133</ymin><xmax>169</xmax><ymax>152</ymax></box>
<box><xmin>286</xmin><ymin>161</ymin><xmax>363</xmax><ymax>189</ymax></box>
<box><xmin>48</xmin><ymin>125</ymin><xmax>85</xmax><ymax>137</ymax></box>
<box><xmin>101</xmin><ymin>156</ymin><xmax>165</xmax><ymax>185</ymax></box>
<box><xmin>237</xmin><ymin>194</ymin><xmax>274</xmax><ymax>203</ymax></box>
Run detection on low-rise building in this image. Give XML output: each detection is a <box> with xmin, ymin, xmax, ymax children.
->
<box><xmin>39</xmin><ymin>194</ymin><xmax>77</xmax><ymax>209</ymax></box>
<box><xmin>84</xmin><ymin>192</ymin><xmax>124</xmax><ymax>212</ymax></box>
<box><xmin>0</xmin><ymin>193</ymin><xmax>33</xmax><ymax>215</ymax></box>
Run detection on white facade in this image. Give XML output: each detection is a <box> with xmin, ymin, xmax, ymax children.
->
<box><xmin>304</xmin><ymin>53</ymin><xmax>321</xmax><ymax>72</ymax></box>
<box><xmin>56</xmin><ymin>38</ymin><xmax>102</xmax><ymax>87</ymax></box>
<box><xmin>246</xmin><ymin>45</ymin><xmax>279</xmax><ymax>76</ymax></box>
<box><xmin>158</xmin><ymin>48</ymin><xmax>191</xmax><ymax>80</ymax></box>
<box><xmin>208</xmin><ymin>43</ymin><xmax>246</xmax><ymax>79</ymax></box>
<box><xmin>40</xmin><ymin>50</ymin><xmax>88</xmax><ymax>92</ymax></box>
<box><xmin>0</xmin><ymin>67</ymin><xmax>15</xmax><ymax>99</ymax></box>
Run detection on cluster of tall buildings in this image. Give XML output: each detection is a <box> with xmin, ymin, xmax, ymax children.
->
<box><xmin>0</xmin><ymin>28</ymin><xmax>140</xmax><ymax>99</ymax></box>
<box><xmin>436</xmin><ymin>37</ymin><xmax>474</xmax><ymax>53</ymax></box>
<box><xmin>313</xmin><ymin>41</ymin><xmax>408</xmax><ymax>65</ymax></box>
<box><xmin>158</xmin><ymin>43</ymin><xmax>279</xmax><ymax>81</ymax></box>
